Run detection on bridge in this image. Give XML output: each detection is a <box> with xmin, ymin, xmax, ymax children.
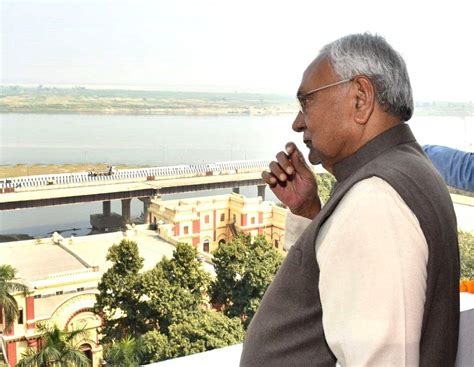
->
<box><xmin>0</xmin><ymin>160</ymin><xmax>325</xmax><ymax>230</ymax></box>
<box><xmin>0</xmin><ymin>159</ymin><xmax>274</xmax><ymax>209</ymax></box>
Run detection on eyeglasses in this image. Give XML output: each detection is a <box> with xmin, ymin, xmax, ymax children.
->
<box><xmin>297</xmin><ymin>78</ymin><xmax>353</xmax><ymax>113</ymax></box>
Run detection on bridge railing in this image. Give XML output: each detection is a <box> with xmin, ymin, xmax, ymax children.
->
<box><xmin>0</xmin><ymin>160</ymin><xmax>274</xmax><ymax>191</ymax></box>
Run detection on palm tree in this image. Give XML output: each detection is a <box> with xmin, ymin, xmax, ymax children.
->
<box><xmin>105</xmin><ymin>336</ymin><xmax>142</xmax><ymax>366</ymax></box>
<box><xmin>0</xmin><ymin>264</ymin><xmax>29</xmax><ymax>333</ymax></box>
<box><xmin>16</xmin><ymin>324</ymin><xmax>91</xmax><ymax>367</ymax></box>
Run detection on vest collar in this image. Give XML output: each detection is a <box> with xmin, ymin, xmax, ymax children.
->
<box><xmin>332</xmin><ymin>123</ymin><xmax>416</xmax><ymax>182</ymax></box>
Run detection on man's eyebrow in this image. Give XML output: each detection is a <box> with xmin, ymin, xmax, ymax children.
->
<box><xmin>296</xmin><ymin>88</ymin><xmax>304</xmax><ymax>97</ymax></box>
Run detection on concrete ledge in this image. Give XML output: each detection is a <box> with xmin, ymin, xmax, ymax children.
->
<box><xmin>147</xmin><ymin>295</ymin><xmax>474</xmax><ymax>366</ymax></box>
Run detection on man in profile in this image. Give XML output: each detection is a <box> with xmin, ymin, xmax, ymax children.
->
<box><xmin>240</xmin><ymin>34</ymin><xmax>459</xmax><ymax>366</ymax></box>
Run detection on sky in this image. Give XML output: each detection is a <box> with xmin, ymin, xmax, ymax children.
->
<box><xmin>1</xmin><ymin>0</ymin><xmax>473</xmax><ymax>101</ymax></box>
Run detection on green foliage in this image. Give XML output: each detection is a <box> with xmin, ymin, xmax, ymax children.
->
<box><xmin>104</xmin><ymin>336</ymin><xmax>142</xmax><ymax>367</ymax></box>
<box><xmin>459</xmin><ymin>230</ymin><xmax>474</xmax><ymax>279</ymax></box>
<box><xmin>139</xmin><ymin>243</ymin><xmax>211</xmax><ymax>333</ymax></box>
<box><xmin>161</xmin><ymin>243</ymin><xmax>211</xmax><ymax>303</ymax></box>
<box><xmin>139</xmin><ymin>262</ymin><xmax>198</xmax><ymax>333</ymax></box>
<box><xmin>139</xmin><ymin>330</ymin><xmax>172</xmax><ymax>364</ymax></box>
<box><xmin>139</xmin><ymin>311</ymin><xmax>243</xmax><ymax>364</ymax></box>
<box><xmin>94</xmin><ymin>240</ymin><xmax>147</xmax><ymax>343</ymax></box>
<box><xmin>316</xmin><ymin>173</ymin><xmax>337</xmax><ymax>204</ymax></box>
<box><xmin>210</xmin><ymin>234</ymin><xmax>282</xmax><ymax>327</ymax></box>
<box><xmin>96</xmin><ymin>240</ymin><xmax>244</xmax><ymax>364</ymax></box>
<box><xmin>167</xmin><ymin>310</ymin><xmax>244</xmax><ymax>358</ymax></box>
<box><xmin>96</xmin><ymin>241</ymin><xmax>212</xmax><ymax>340</ymax></box>
<box><xmin>16</xmin><ymin>324</ymin><xmax>91</xmax><ymax>367</ymax></box>
<box><xmin>0</xmin><ymin>264</ymin><xmax>29</xmax><ymax>333</ymax></box>
<box><xmin>106</xmin><ymin>239</ymin><xmax>144</xmax><ymax>275</ymax></box>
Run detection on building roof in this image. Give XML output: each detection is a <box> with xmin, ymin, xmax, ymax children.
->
<box><xmin>0</xmin><ymin>239</ymin><xmax>88</xmax><ymax>281</ymax></box>
<box><xmin>69</xmin><ymin>228</ymin><xmax>176</xmax><ymax>273</ymax></box>
<box><xmin>0</xmin><ymin>226</ymin><xmax>178</xmax><ymax>285</ymax></box>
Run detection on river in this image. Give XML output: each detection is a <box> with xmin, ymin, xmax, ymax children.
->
<box><xmin>1</xmin><ymin>113</ymin><xmax>473</xmax><ymax>237</ymax></box>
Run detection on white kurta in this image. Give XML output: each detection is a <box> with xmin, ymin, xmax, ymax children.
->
<box><xmin>286</xmin><ymin>177</ymin><xmax>428</xmax><ymax>366</ymax></box>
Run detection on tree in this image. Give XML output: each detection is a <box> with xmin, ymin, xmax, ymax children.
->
<box><xmin>0</xmin><ymin>264</ymin><xmax>29</xmax><ymax>333</ymax></box>
<box><xmin>459</xmin><ymin>230</ymin><xmax>474</xmax><ymax>279</ymax></box>
<box><xmin>95</xmin><ymin>240</ymin><xmax>243</xmax><ymax>364</ymax></box>
<box><xmin>210</xmin><ymin>234</ymin><xmax>282</xmax><ymax>327</ymax></box>
<box><xmin>139</xmin><ymin>243</ymin><xmax>211</xmax><ymax>333</ymax></box>
<box><xmin>16</xmin><ymin>324</ymin><xmax>91</xmax><ymax>367</ymax></box>
<box><xmin>96</xmin><ymin>241</ymin><xmax>211</xmax><ymax>341</ymax></box>
<box><xmin>94</xmin><ymin>239</ymin><xmax>146</xmax><ymax>343</ymax></box>
<box><xmin>160</xmin><ymin>243</ymin><xmax>211</xmax><ymax>303</ymax></box>
<box><xmin>104</xmin><ymin>336</ymin><xmax>141</xmax><ymax>367</ymax></box>
<box><xmin>139</xmin><ymin>329</ymin><xmax>171</xmax><ymax>364</ymax></box>
<box><xmin>139</xmin><ymin>263</ymin><xmax>198</xmax><ymax>334</ymax></box>
<box><xmin>167</xmin><ymin>310</ymin><xmax>244</xmax><ymax>358</ymax></box>
<box><xmin>139</xmin><ymin>310</ymin><xmax>243</xmax><ymax>364</ymax></box>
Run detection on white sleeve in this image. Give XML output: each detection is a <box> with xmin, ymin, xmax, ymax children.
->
<box><xmin>316</xmin><ymin>177</ymin><xmax>428</xmax><ymax>366</ymax></box>
<box><xmin>284</xmin><ymin>211</ymin><xmax>312</xmax><ymax>250</ymax></box>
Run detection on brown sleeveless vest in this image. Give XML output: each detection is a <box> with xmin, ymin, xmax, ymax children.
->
<box><xmin>240</xmin><ymin>124</ymin><xmax>459</xmax><ymax>366</ymax></box>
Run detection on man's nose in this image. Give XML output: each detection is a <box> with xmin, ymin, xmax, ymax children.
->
<box><xmin>292</xmin><ymin>111</ymin><xmax>305</xmax><ymax>132</ymax></box>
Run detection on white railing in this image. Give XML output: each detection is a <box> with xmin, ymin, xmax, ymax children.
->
<box><xmin>0</xmin><ymin>160</ymin><xmax>272</xmax><ymax>190</ymax></box>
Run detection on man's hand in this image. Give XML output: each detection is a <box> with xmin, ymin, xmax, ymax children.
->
<box><xmin>262</xmin><ymin>142</ymin><xmax>321</xmax><ymax>220</ymax></box>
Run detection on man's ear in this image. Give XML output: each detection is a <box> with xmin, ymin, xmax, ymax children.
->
<box><xmin>353</xmin><ymin>75</ymin><xmax>375</xmax><ymax>125</ymax></box>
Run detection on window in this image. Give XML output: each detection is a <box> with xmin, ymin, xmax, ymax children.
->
<box><xmin>184</xmin><ymin>226</ymin><xmax>189</xmax><ymax>235</ymax></box>
<box><xmin>77</xmin><ymin>287</ymin><xmax>84</xmax><ymax>292</ymax></box>
<box><xmin>251</xmin><ymin>217</ymin><xmax>255</xmax><ymax>225</ymax></box>
<box><xmin>56</xmin><ymin>290</ymin><xmax>63</xmax><ymax>295</ymax></box>
<box><xmin>274</xmin><ymin>240</ymin><xmax>279</xmax><ymax>249</ymax></box>
<box><xmin>34</xmin><ymin>294</ymin><xmax>42</xmax><ymax>299</ymax></box>
<box><xmin>220</xmin><ymin>213</ymin><xmax>225</xmax><ymax>222</ymax></box>
<box><xmin>18</xmin><ymin>308</ymin><xmax>24</xmax><ymax>324</ymax></box>
<box><xmin>205</xmin><ymin>215</ymin><xmax>210</xmax><ymax>224</ymax></box>
<box><xmin>203</xmin><ymin>239</ymin><xmax>210</xmax><ymax>253</ymax></box>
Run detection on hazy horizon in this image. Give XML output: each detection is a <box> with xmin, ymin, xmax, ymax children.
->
<box><xmin>2</xmin><ymin>0</ymin><xmax>473</xmax><ymax>102</ymax></box>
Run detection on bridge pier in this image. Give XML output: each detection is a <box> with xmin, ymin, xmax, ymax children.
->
<box><xmin>122</xmin><ymin>199</ymin><xmax>131</xmax><ymax>224</ymax></box>
<box><xmin>232</xmin><ymin>187</ymin><xmax>240</xmax><ymax>194</ymax></box>
<box><xmin>257</xmin><ymin>184</ymin><xmax>266</xmax><ymax>200</ymax></box>
<box><xmin>142</xmin><ymin>198</ymin><xmax>151</xmax><ymax>223</ymax></box>
<box><xmin>103</xmin><ymin>201</ymin><xmax>111</xmax><ymax>216</ymax></box>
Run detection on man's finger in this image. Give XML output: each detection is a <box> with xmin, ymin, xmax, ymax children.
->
<box><xmin>269</xmin><ymin>161</ymin><xmax>288</xmax><ymax>182</ymax></box>
<box><xmin>276</xmin><ymin>151</ymin><xmax>294</xmax><ymax>175</ymax></box>
<box><xmin>261</xmin><ymin>171</ymin><xmax>277</xmax><ymax>187</ymax></box>
<box><xmin>285</xmin><ymin>142</ymin><xmax>313</xmax><ymax>177</ymax></box>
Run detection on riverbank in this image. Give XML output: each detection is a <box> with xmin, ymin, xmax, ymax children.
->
<box><xmin>0</xmin><ymin>86</ymin><xmax>296</xmax><ymax>115</ymax></box>
<box><xmin>2</xmin><ymin>86</ymin><xmax>473</xmax><ymax>116</ymax></box>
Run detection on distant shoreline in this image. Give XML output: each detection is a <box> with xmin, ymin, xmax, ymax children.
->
<box><xmin>1</xmin><ymin>85</ymin><xmax>473</xmax><ymax>117</ymax></box>
<box><xmin>0</xmin><ymin>85</ymin><xmax>297</xmax><ymax>116</ymax></box>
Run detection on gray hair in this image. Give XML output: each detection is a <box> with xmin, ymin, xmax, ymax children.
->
<box><xmin>317</xmin><ymin>33</ymin><xmax>414</xmax><ymax>121</ymax></box>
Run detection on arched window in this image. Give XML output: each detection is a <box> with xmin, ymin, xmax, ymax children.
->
<box><xmin>203</xmin><ymin>239</ymin><xmax>210</xmax><ymax>253</ymax></box>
